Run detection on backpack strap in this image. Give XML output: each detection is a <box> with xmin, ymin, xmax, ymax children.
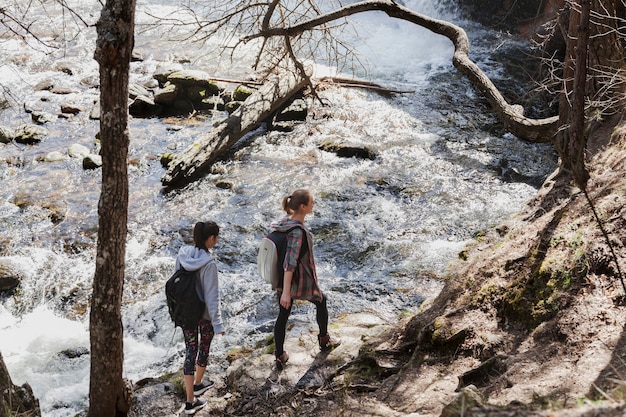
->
<box><xmin>285</xmin><ymin>225</ymin><xmax>308</xmax><ymax>262</ymax></box>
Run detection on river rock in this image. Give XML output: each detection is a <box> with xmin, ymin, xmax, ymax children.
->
<box><xmin>275</xmin><ymin>98</ymin><xmax>307</xmax><ymax>122</ymax></box>
<box><xmin>31</xmin><ymin>111</ymin><xmax>56</xmax><ymax>124</ymax></box>
<box><xmin>33</xmin><ymin>80</ymin><xmax>54</xmax><ymax>91</ymax></box>
<box><xmin>129</xmin><ymin>94</ymin><xmax>161</xmax><ymax>117</ymax></box>
<box><xmin>129</xmin><ymin>83</ymin><xmax>153</xmax><ymax>100</ymax></box>
<box><xmin>199</xmin><ymin>95</ymin><xmax>225</xmax><ymax>111</ymax></box>
<box><xmin>60</xmin><ymin>104</ymin><xmax>81</xmax><ymax>115</ymax></box>
<box><xmin>68</xmin><ymin>143</ymin><xmax>91</xmax><ymax>159</ymax></box>
<box><xmin>319</xmin><ymin>139</ymin><xmax>377</xmax><ymax>160</ymax></box>
<box><xmin>0</xmin><ymin>259</ymin><xmax>25</xmax><ymax>292</ymax></box>
<box><xmin>153</xmin><ymin>62</ymin><xmax>184</xmax><ymax>86</ymax></box>
<box><xmin>14</xmin><ymin>125</ymin><xmax>48</xmax><ymax>144</ymax></box>
<box><xmin>154</xmin><ymin>83</ymin><xmax>179</xmax><ymax>105</ymax></box>
<box><xmin>0</xmin><ymin>125</ymin><xmax>13</xmax><ymax>143</ymax></box>
<box><xmin>83</xmin><ymin>154</ymin><xmax>102</xmax><ymax>170</ymax></box>
<box><xmin>44</xmin><ymin>151</ymin><xmax>68</xmax><ymax>162</ymax></box>
<box><xmin>232</xmin><ymin>85</ymin><xmax>254</xmax><ymax>101</ymax></box>
<box><xmin>89</xmin><ymin>100</ymin><xmax>100</xmax><ymax>120</ymax></box>
<box><xmin>167</xmin><ymin>70</ymin><xmax>220</xmax><ymax>96</ymax></box>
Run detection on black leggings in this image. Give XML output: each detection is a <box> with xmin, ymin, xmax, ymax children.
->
<box><xmin>274</xmin><ymin>294</ymin><xmax>328</xmax><ymax>357</ymax></box>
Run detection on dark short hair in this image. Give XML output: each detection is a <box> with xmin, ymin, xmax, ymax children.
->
<box><xmin>193</xmin><ymin>221</ymin><xmax>220</xmax><ymax>250</ymax></box>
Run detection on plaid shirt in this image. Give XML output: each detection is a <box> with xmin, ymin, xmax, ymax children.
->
<box><xmin>272</xmin><ymin>217</ymin><xmax>322</xmax><ymax>302</ymax></box>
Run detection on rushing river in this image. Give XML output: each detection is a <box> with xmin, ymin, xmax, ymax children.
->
<box><xmin>0</xmin><ymin>1</ymin><xmax>557</xmax><ymax>416</ymax></box>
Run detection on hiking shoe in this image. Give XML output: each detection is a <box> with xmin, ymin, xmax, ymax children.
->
<box><xmin>193</xmin><ymin>380</ymin><xmax>214</xmax><ymax>396</ymax></box>
<box><xmin>184</xmin><ymin>397</ymin><xmax>206</xmax><ymax>415</ymax></box>
<box><xmin>275</xmin><ymin>351</ymin><xmax>289</xmax><ymax>369</ymax></box>
<box><xmin>319</xmin><ymin>333</ymin><xmax>341</xmax><ymax>351</ymax></box>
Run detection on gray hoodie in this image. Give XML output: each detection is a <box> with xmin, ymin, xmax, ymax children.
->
<box><xmin>174</xmin><ymin>245</ymin><xmax>224</xmax><ymax>334</ymax></box>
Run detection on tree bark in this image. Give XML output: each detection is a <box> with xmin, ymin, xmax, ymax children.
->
<box><xmin>89</xmin><ymin>1</ymin><xmax>136</xmax><ymax>416</ymax></box>
<box><xmin>161</xmin><ymin>67</ymin><xmax>310</xmax><ymax>188</ymax></box>
<box><xmin>244</xmin><ymin>0</ymin><xmax>560</xmax><ymax>143</ymax></box>
<box><xmin>556</xmin><ymin>0</ymin><xmax>625</xmax><ymax>189</ymax></box>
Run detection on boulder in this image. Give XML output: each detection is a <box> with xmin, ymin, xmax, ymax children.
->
<box><xmin>319</xmin><ymin>140</ymin><xmax>377</xmax><ymax>160</ymax></box>
<box><xmin>14</xmin><ymin>125</ymin><xmax>48</xmax><ymax>144</ymax></box>
<box><xmin>154</xmin><ymin>83</ymin><xmax>179</xmax><ymax>105</ymax></box>
<box><xmin>31</xmin><ymin>111</ymin><xmax>56</xmax><ymax>124</ymax></box>
<box><xmin>68</xmin><ymin>143</ymin><xmax>91</xmax><ymax>159</ymax></box>
<box><xmin>82</xmin><ymin>154</ymin><xmax>102</xmax><ymax>170</ymax></box>
<box><xmin>0</xmin><ymin>259</ymin><xmax>24</xmax><ymax>292</ymax></box>
<box><xmin>153</xmin><ymin>63</ymin><xmax>184</xmax><ymax>86</ymax></box>
<box><xmin>167</xmin><ymin>70</ymin><xmax>221</xmax><ymax>96</ymax></box>
<box><xmin>0</xmin><ymin>125</ymin><xmax>13</xmax><ymax>144</ymax></box>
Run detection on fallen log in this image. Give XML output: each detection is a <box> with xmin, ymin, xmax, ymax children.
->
<box><xmin>317</xmin><ymin>76</ymin><xmax>415</xmax><ymax>95</ymax></box>
<box><xmin>161</xmin><ymin>69</ymin><xmax>310</xmax><ymax>188</ymax></box>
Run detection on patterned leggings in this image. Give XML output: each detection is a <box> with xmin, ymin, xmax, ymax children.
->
<box><xmin>182</xmin><ymin>319</ymin><xmax>214</xmax><ymax>375</ymax></box>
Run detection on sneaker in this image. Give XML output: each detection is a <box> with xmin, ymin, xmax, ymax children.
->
<box><xmin>319</xmin><ymin>333</ymin><xmax>341</xmax><ymax>351</ymax></box>
<box><xmin>184</xmin><ymin>397</ymin><xmax>206</xmax><ymax>415</ymax></box>
<box><xmin>193</xmin><ymin>380</ymin><xmax>214</xmax><ymax>396</ymax></box>
<box><xmin>275</xmin><ymin>351</ymin><xmax>289</xmax><ymax>369</ymax></box>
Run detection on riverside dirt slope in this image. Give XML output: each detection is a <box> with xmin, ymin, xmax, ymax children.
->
<box><xmin>175</xmin><ymin>117</ymin><xmax>626</xmax><ymax>417</ymax></box>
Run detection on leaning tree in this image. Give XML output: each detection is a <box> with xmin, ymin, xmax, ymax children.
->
<box><xmin>157</xmin><ymin>0</ymin><xmax>626</xmax><ymax>189</ymax></box>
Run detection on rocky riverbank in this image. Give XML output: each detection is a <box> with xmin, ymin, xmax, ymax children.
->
<box><xmin>128</xmin><ymin>116</ymin><xmax>626</xmax><ymax>417</ymax></box>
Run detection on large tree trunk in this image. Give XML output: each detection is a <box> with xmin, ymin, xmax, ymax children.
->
<box><xmin>556</xmin><ymin>0</ymin><xmax>625</xmax><ymax>189</ymax></box>
<box><xmin>89</xmin><ymin>1</ymin><xmax>136</xmax><ymax>416</ymax></box>
<box><xmin>161</xmin><ymin>68</ymin><xmax>310</xmax><ymax>188</ymax></box>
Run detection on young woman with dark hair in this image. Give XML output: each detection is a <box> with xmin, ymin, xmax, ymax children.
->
<box><xmin>174</xmin><ymin>221</ymin><xmax>224</xmax><ymax>414</ymax></box>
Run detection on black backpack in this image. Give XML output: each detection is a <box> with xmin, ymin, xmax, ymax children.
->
<box><xmin>165</xmin><ymin>267</ymin><xmax>205</xmax><ymax>328</ymax></box>
<box><xmin>257</xmin><ymin>226</ymin><xmax>308</xmax><ymax>289</ymax></box>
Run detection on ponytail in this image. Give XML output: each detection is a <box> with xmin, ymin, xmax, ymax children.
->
<box><xmin>282</xmin><ymin>189</ymin><xmax>311</xmax><ymax>214</ymax></box>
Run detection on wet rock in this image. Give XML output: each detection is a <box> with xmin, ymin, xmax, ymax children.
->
<box><xmin>60</xmin><ymin>104</ymin><xmax>81</xmax><ymax>115</ymax></box>
<box><xmin>226</xmin><ymin>101</ymin><xmax>242</xmax><ymax>114</ymax></box>
<box><xmin>33</xmin><ymin>80</ymin><xmax>54</xmax><ymax>91</ymax></box>
<box><xmin>68</xmin><ymin>143</ymin><xmax>91</xmax><ymax>159</ymax></box>
<box><xmin>0</xmin><ymin>125</ymin><xmax>13</xmax><ymax>144</ymax></box>
<box><xmin>167</xmin><ymin>70</ymin><xmax>220</xmax><ymax>96</ymax></box>
<box><xmin>57</xmin><ymin>347</ymin><xmax>89</xmax><ymax>359</ymax></box>
<box><xmin>31</xmin><ymin>111</ymin><xmax>56</xmax><ymax>124</ymax></box>
<box><xmin>129</xmin><ymin>83</ymin><xmax>153</xmax><ymax>100</ymax></box>
<box><xmin>50</xmin><ymin>86</ymin><xmax>78</xmax><ymax>95</ymax></box>
<box><xmin>160</xmin><ymin>153</ymin><xmax>174</xmax><ymax>168</ymax></box>
<box><xmin>199</xmin><ymin>95</ymin><xmax>225</xmax><ymax>111</ymax></box>
<box><xmin>154</xmin><ymin>83</ymin><xmax>179</xmax><ymax>105</ymax></box>
<box><xmin>44</xmin><ymin>151</ymin><xmax>68</xmax><ymax>162</ymax></box>
<box><xmin>14</xmin><ymin>125</ymin><xmax>48</xmax><ymax>144</ymax></box>
<box><xmin>82</xmin><ymin>154</ymin><xmax>102</xmax><ymax>170</ymax></box>
<box><xmin>129</xmin><ymin>94</ymin><xmax>161</xmax><ymax>117</ymax></box>
<box><xmin>232</xmin><ymin>85</ymin><xmax>254</xmax><ymax>101</ymax></box>
<box><xmin>275</xmin><ymin>98</ymin><xmax>307</xmax><ymax>122</ymax></box>
<box><xmin>153</xmin><ymin>63</ymin><xmax>184</xmax><ymax>86</ymax></box>
<box><xmin>319</xmin><ymin>140</ymin><xmax>377</xmax><ymax>160</ymax></box>
<box><xmin>54</xmin><ymin>61</ymin><xmax>80</xmax><ymax>76</ymax></box>
<box><xmin>89</xmin><ymin>100</ymin><xmax>100</xmax><ymax>120</ymax></box>
<box><xmin>0</xmin><ymin>259</ymin><xmax>25</xmax><ymax>292</ymax></box>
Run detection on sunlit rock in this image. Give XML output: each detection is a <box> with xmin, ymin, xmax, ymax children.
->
<box><xmin>82</xmin><ymin>154</ymin><xmax>102</xmax><ymax>170</ymax></box>
<box><xmin>13</xmin><ymin>125</ymin><xmax>48</xmax><ymax>144</ymax></box>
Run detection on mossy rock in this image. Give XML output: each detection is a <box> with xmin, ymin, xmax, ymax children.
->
<box><xmin>232</xmin><ymin>85</ymin><xmax>254</xmax><ymax>101</ymax></box>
